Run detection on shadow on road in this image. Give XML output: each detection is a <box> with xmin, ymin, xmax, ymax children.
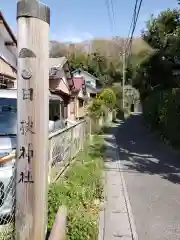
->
<box><xmin>104</xmin><ymin>114</ymin><xmax>180</xmax><ymax>184</ymax></box>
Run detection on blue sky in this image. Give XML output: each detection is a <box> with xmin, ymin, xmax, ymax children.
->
<box><xmin>1</xmin><ymin>0</ymin><xmax>179</xmax><ymax>42</ymax></box>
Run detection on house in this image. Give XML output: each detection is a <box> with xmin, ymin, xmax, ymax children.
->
<box><xmin>0</xmin><ymin>11</ymin><xmax>17</xmax><ymax>89</ymax></box>
<box><xmin>49</xmin><ymin>57</ymin><xmax>74</xmax><ymax>120</ymax></box>
<box><xmin>49</xmin><ymin>57</ymin><xmax>87</xmax><ymax>121</ymax></box>
<box><xmin>72</xmin><ymin>68</ymin><xmax>101</xmax><ymax>98</ymax></box>
<box><xmin>71</xmin><ymin>76</ymin><xmax>88</xmax><ymax>120</ymax></box>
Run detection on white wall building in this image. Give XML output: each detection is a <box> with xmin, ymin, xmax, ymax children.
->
<box><xmin>0</xmin><ymin>11</ymin><xmax>17</xmax><ymax>89</ymax></box>
<box><xmin>72</xmin><ymin>69</ymin><xmax>97</xmax><ymax>89</ymax></box>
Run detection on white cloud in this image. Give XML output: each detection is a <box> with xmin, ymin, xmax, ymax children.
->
<box><xmin>51</xmin><ymin>25</ymin><xmax>93</xmax><ymax>43</ymax></box>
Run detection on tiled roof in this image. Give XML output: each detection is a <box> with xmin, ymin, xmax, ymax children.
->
<box><xmin>49</xmin><ymin>57</ymin><xmax>67</xmax><ymax>69</ymax></box>
<box><xmin>72</xmin><ymin>68</ymin><xmax>99</xmax><ymax>81</ymax></box>
<box><xmin>49</xmin><ymin>57</ymin><xmax>74</xmax><ymax>89</ymax></box>
<box><xmin>0</xmin><ymin>11</ymin><xmax>17</xmax><ymax>45</ymax></box>
<box><xmin>49</xmin><ymin>57</ymin><xmax>67</xmax><ymax>78</ymax></box>
<box><xmin>49</xmin><ymin>57</ymin><xmax>67</xmax><ymax>77</ymax></box>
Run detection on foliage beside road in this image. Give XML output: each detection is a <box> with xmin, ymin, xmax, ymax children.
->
<box><xmin>132</xmin><ymin>9</ymin><xmax>180</xmax><ymax>98</ymax></box>
<box><xmin>143</xmin><ymin>88</ymin><xmax>180</xmax><ymax>147</ymax></box>
<box><xmin>88</xmin><ymin>88</ymin><xmax>116</xmax><ymax>119</ymax></box>
<box><xmin>48</xmin><ymin>135</ymin><xmax>105</xmax><ymax>240</ymax></box>
<box><xmin>132</xmin><ymin>8</ymin><xmax>180</xmax><ymax>148</ymax></box>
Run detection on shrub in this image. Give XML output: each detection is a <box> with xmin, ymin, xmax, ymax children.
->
<box><xmin>88</xmin><ymin>98</ymin><xmax>105</xmax><ymax>119</ymax></box>
<box><xmin>143</xmin><ymin>88</ymin><xmax>180</xmax><ymax>147</ymax></box>
<box><xmin>98</xmin><ymin>88</ymin><xmax>116</xmax><ymax>109</ymax></box>
<box><xmin>111</xmin><ymin>85</ymin><xmax>123</xmax><ymax>108</ymax></box>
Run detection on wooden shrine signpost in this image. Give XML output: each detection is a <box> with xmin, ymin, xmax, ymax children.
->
<box><xmin>16</xmin><ymin>0</ymin><xmax>50</xmax><ymax>239</ymax></box>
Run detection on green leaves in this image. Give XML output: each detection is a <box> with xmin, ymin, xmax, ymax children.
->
<box><xmin>143</xmin><ymin>89</ymin><xmax>180</xmax><ymax>146</ymax></box>
<box><xmin>99</xmin><ymin>88</ymin><xmax>116</xmax><ymax>109</ymax></box>
<box><xmin>88</xmin><ymin>99</ymin><xmax>105</xmax><ymax>119</ymax></box>
<box><xmin>48</xmin><ymin>137</ymin><xmax>104</xmax><ymax>240</ymax></box>
<box><xmin>133</xmin><ymin>8</ymin><xmax>180</xmax><ymax>97</ymax></box>
<box><xmin>142</xmin><ymin>9</ymin><xmax>180</xmax><ymax>61</ymax></box>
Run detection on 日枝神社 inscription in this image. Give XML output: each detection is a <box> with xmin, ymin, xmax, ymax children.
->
<box><xmin>20</xmin><ymin>116</ymin><xmax>35</xmax><ymax>135</ymax></box>
<box><xmin>18</xmin><ymin>171</ymin><xmax>34</xmax><ymax>184</ymax></box>
<box><xmin>18</xmin><ymin>57</ymin><xmax>36</xmax><ymax>184</ymax></box>
<box><xmin>19</xmin><ymin>144</ymin><xmax>34</xmax><ymax>164</ymax></box>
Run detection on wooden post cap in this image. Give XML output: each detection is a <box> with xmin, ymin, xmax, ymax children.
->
<box><xmin>17</xmin><ymin>0</ymin><xmax>50</xmax><ymax>25</ymax></box>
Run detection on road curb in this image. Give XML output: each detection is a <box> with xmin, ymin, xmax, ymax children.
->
<box><xmin>113</xmin><ymin>124</ymin><xmax>139</xmax><ymax>240</ymax></box>
<box><xmin>117</xmin><ymin>156</ymin><xmax>139</xmax><ymax>240</ymax></box>
<box><xmin>98</xmin><ymin>128</ymin><xmax>138</xmax><ymax>240</ymax></box>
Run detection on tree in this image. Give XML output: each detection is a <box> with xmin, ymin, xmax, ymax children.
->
<box><xmin>69</xmin><ymin>52</ymin><xmax>88</xmax><ymax>71</ymax></box>
<box><xmin>88</xmin><ymin>98</ymin><xmax>105</xmax><ymax>119</ymax></box>
<box><xmin>99</xmin><ymin>88</ymin><xmax>116</xmax><ymax>109</ymax></box>
<box><xmin>111</xmin><ymin>84</ymin><xmax>123</xmax><ymax>109</ymax></box>
<box><xmin>50</xmin><ymin>41</ymin><xmax>67</xmax><ymax>57</ymax></box>
<box><xmin>133</xmin><ymin>9</ymin><xmax>180</xmax><ymax>97</ymax></box>
<box><xmin>142</xmin><ymin>9</ymin><xmax>180</xmax><ymax>62</ymax></box>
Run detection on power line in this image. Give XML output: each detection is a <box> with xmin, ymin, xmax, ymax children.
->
<box><xmin>105</xmin><ymin>0</ymin><xmax>115</xmax><ymax>35</ymax></box>
<box><xmin>109</xmin><ymin>0</ymin><xmax>116</xmax><ymax>34</ymax></box>
<box><xmin>122</xmin><ymin>0</ymin><xmax>143</xmax><ymax>108</ymax></box>
<box><xmin>126</xmin><ymin>0</ymin><xmax>143</xmax><ymax>55</ymax></box>
<box><xmin>125</xmin><ymin>0</ymin><xmax>139</xmax><ymax>49</ymax></box>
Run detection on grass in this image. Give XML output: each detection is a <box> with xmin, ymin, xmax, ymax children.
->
<box><xmin>0</xmin><ymin>223</ymin><xmax>14</xmax><ymax>240</ymax></box>
<box><xmin>48</xmin><ymin>135</ymin><xmax>105</xmax><ymax>240</ymax></box>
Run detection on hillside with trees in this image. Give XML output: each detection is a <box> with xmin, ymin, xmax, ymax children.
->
<box><xmin>50</xmin><ymin>37</ymin><xmax>151</xmax><ymax>86</ymax></box>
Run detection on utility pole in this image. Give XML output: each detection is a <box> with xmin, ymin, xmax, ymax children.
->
<box><xmin>16</xmin><ymin>0</ymin><xmax>50</xmax><ymax>239</ymax></box>
<box><xmin>122</xmin><ymin>49</ymin><xmax>126</xmax><ymax>109</ymax></box>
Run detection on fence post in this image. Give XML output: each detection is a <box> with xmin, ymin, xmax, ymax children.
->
<box><xmin>70</xmin><ymin>127</ymin><xmax>73</xmax><ymax>160</ymax></box>
<box><xmin>48</xmin><ymin>206</ymin><xmax>67</xmax><ymax>240</ymax></box>
<box><xmin>48</xmin><ymin>139</ymin><xmax>53</xmax><ymax>184</ymax></box>
<box><xmin>89</xmin><ymin>117</ymin><xmax>92</xmax><ymax>142</ymax></box>
<box><xmin>16</xmin><ymin>1</ymin><xmax>50</xmax><ymax>239</ymax></box>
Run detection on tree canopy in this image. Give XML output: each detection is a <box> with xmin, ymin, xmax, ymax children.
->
<box><xmin>132</xmin><ymin>8</ymin><xmax>180</xmax><ymax>98</ymax></box>
<box><xmin>142</xmin><ymin>9</ymin><xmax>180</xmax><ymax>62</ymax></box>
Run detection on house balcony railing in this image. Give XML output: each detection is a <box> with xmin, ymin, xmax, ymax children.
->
<box><xmin>0</xmin><ymin>57</ymin><xmax>16</xmax><ymax>79</ymax></box>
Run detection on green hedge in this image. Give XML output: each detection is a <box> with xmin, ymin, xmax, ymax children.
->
<box><xmin>143</xmin><ymin>88</ymin><xmax>180</xmax><ymax>147</ymax></box>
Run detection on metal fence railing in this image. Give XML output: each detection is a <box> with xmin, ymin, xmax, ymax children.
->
<box><xmin>48</xmin><ymin>119</ymin><xmax>90</xmax><ymax>182</ymax></box>
<box><xmin>0</xmin><ymin>158</ymin><xmax>16</xmax><ymax>240</ymax></box>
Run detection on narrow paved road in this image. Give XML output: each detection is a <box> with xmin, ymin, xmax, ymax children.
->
<box><xmin>114</xmin><ymin>114</ymin><xmax>180</xmax><ymax>240</ymax></box>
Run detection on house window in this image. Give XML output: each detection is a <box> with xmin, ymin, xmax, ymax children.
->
<box><xmin>49</xmin><ymin>101</ymin><xmax>61</xmax><ymax>121</ymax></box>
<box><xmin>79</xmin><ymin>99</ymin><xmax>84</xmax><ymax>108</ymax></box>
<box><xmin>61</xmin><ymin>102</ymin><xmax>65</xmax><ymax>119</ymax></box>
<box><xmin>64</xmin><ymin>103</ymin><xmax>68</xmax><ymax>118</ymax></box>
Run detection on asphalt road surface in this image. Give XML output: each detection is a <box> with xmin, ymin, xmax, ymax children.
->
<box><xmin>115</xmin><ymin>114</ymin><xmax>180</xmax><ymax>240</ymax></box>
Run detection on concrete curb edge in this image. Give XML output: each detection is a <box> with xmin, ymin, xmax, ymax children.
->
<box><xmin>113</xmin><ymin>127</ymin><xmax>139</xmax><ymax>240</ymax></box>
